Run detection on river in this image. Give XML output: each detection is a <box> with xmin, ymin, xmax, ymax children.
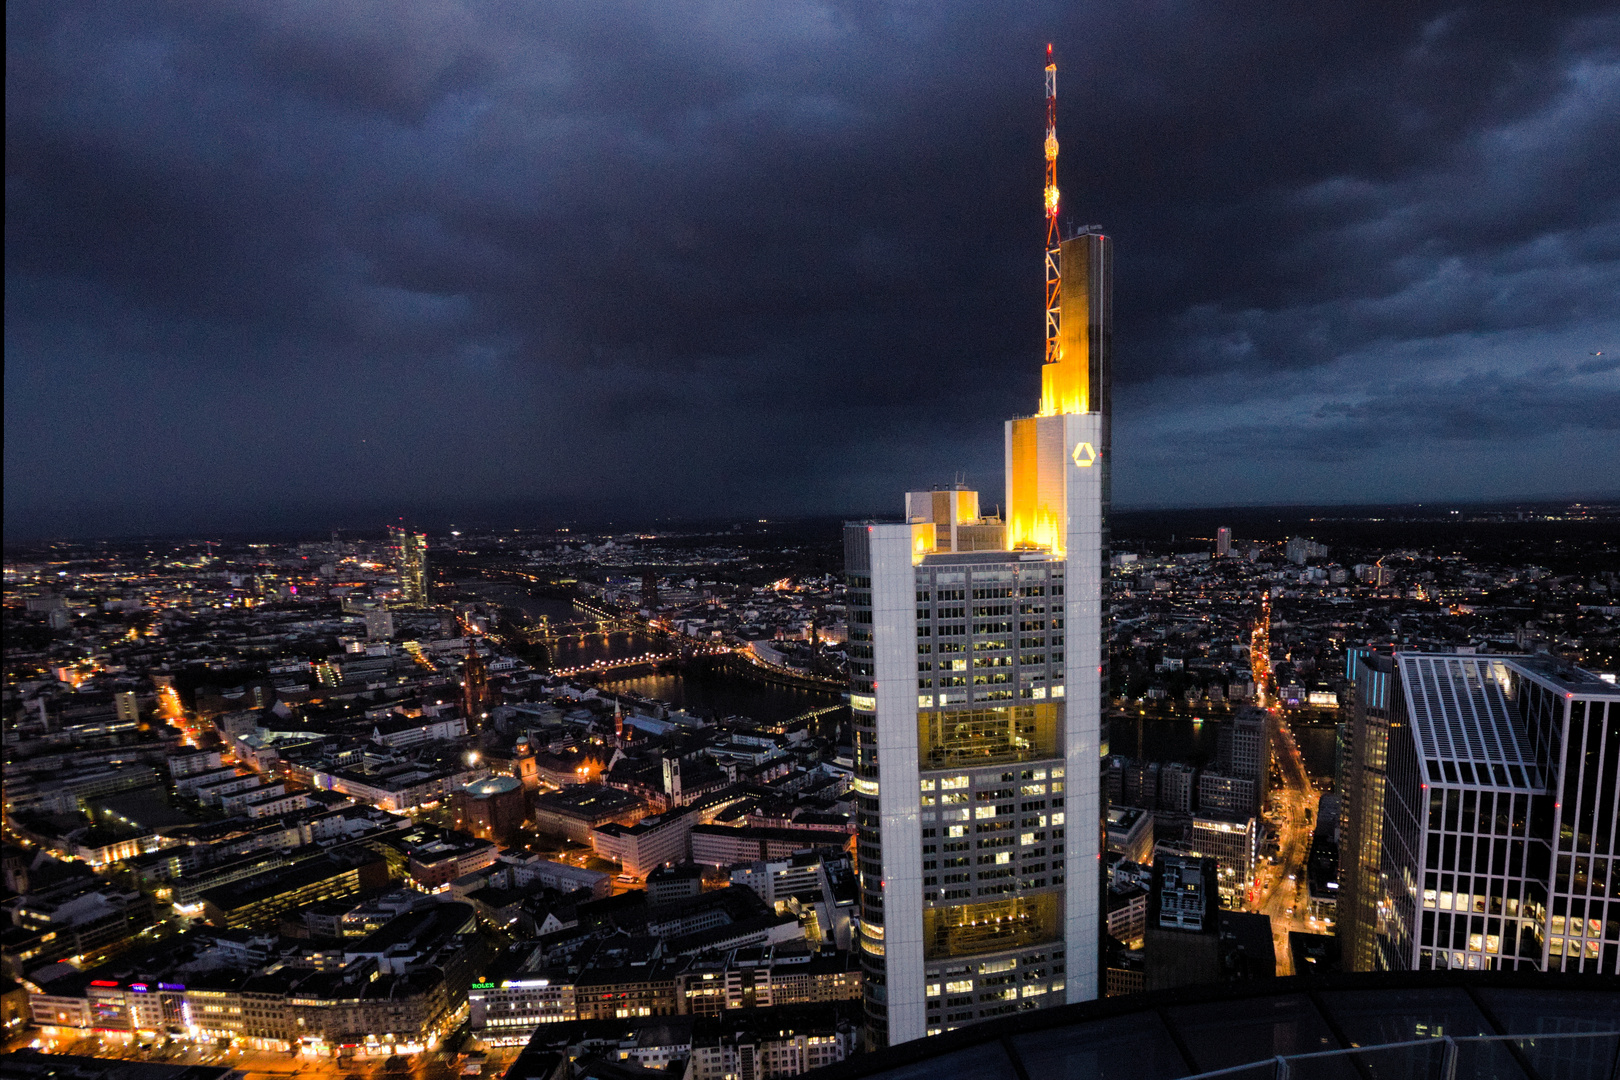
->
<box><xmin>489</xmin><ymin>583</ymin><xmax>1338</xmax><ymax>778</ymax></box>
<box><xmin>597</xmin><ymin>667</ymin><xmax>847</xmax><ymax>735</ymax></box>
<box><xmin>491</xmin><ymin>586</ymin><xmax>847</xmax><ymax>734</ymax></box>
<box><xmin>489</xmin><ymin>590</ymin><xmax>667</xmax><ymax>667</ymax></box>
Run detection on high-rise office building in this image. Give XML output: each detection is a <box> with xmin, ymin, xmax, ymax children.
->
<box><xmin>843</xmin><ymin>47</ymin><xmax>1107</xmax><ymax>1049</ymax></box>
<box><xmin>1343</xmin><ymin>649</ymin><xmax>1619</xmax><ymax>974</ymax></box>
<box><xmin>463</xmin><ymin>640</ymin><xmax>490</xmax><ymax>724</ymax></box>
<box><xmin>1210</xmin><ymin>706</ymin><xmax>1270</xmax><ymax>817</ymax></box>
<box><xmin>390</xmin><ymin>527</ymin><xmax>429</xmax><ymax>605</ymax></box>
<box><xmin>1216</xmin><ymin>527</ymin><xmax>1231</xmax><ymax>557</ymax></box>
<box><xmin>365</xmin><ymin>608</ymin><xmax>395</xmax><ymax>640</ymax></box>
<box><xmin>1158</xmin><ymin>762</ymin><xmax>1196</xmax><ymax>814</ymax></box>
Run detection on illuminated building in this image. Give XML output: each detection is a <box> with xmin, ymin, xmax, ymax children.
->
<box><xmin>405</xmin><ymin>834</ymin><xmax>500</xmax><ymax>888</ymax></box>
<box><xmin>513</xmin><ymin>734</ymin><xmax>541</xmax><ymax>789</ymax></box>
<box><xmin>5</xmin><ymin>885</ymin><xmax>156</xmax><ymax>966</ymax></box>
<box><xmin>595</xmin><ymin>809</ymin><xmax>698</xmax><ymax>879</ymax></box>
<box><xmin>530</xmin><ymin>746</ymin><xmax>613</xmax><ymax>787</ymax></box>
<box><xmin>648</xmin><ymin>863</ymin><xmax>706</xmax><ymax>905</ymax></box>
<box><xmin>1185</xmin><ymin>814</ymin><xmax>1260</xmax><ymax>907</ymax></box>
<box><xmin>678</xmin><ymin>947</ymin><xmax>863</xmax><ymax>1013</ymax></box>
<box><xmin>470</xmin><ymin>975</ymin><xmax>577</xmax><ymax>1042</ymax></box>
<box><xmin>1195</xmin><ymin>772</ymin><xmax>1257</xmax><ymax>819</ymax></box>
<box><xmin>843</xmin><ymin>46</ymin><xmax>1107</xmax><ymax>1048</ymax></box>
<box><xmin>1343</xmin><ymin>650</ymin><xmax>1620</xmax><ymax>974</ymax></box>
<box><xmin>24</xmin><ymin>922</ymin><xmax>473</xmax><ymax>1055</ymax></box>
<box><xmin>451</xmin><ymin>775</ymin><xmax>528</xmax><ymax>845</ymax></box>
<box><xmin>496</xmin><ymin>853</ymin><xmax>613</xmax><ymax>898</ymax></box>
<box><xmin>1155</xmin><ymin>855</ymin><xmax>1215</xmax><ymax>932</ymax></box>
<box><xmin>530</xmin><ymin>783</ymin><xmax>646</xmax><ymax>844</ymax></box>
<box><xmin>1218</xmin><ymin>706</ymin><xmax>1271</xmax><ymax>814</ymax></box>
<box><xmin>198</xmin><ymin>855</ymin><xmax>388</xmax><ymax>929</ymax></box>
<box><xmin>1216</xmin><ymin>526</ymin><xmax>1231</xmax><ymax>557</ymax></box>
<box><xmin>690</xmin><ymin>825</ymin><xmax>846</xmax><ymax>868</ymax></box>
<box><xmin>390</xmin><ymin>527</ymin><xmax>429</xmax><ymax>605</ymax></box>
<box><xmin>1105</xmin><ymin>881</ymin><xmax>1147</xmax><ymax>950</ymax></box>
<box><xmin>574</xmin><ymin>971</ymin><xmax>681</xmax><ymax>1021</ymax></box>
<box><xmin>686</xmin><ymin>1020</ymin><xmax>858</xmax><ymax>1080</ymax></box>
<box><xmin>463</xmin><ymin>640</ymin><xmax>490</xmax><ymax>724</ymax></box>
<box><xmin>498</xmin><ymin>1004</ymin><xmax>860</xmax><ymax>1077</ymax></box>
<box><xmin>1104</xmin><ymin>806</ymin><xmax>1152</xmax><ymax>866</ymax></box>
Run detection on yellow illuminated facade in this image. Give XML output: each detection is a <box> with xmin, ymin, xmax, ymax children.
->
<box><xmin>1009</xmin><ymin>231</ymin><xmax>1112</xmax><ymax>556</ymax></box>
<box><xmin>1038</xmin><ymin>233</ymin><xmax>1108</xmax><ymax>417</ymax></box>
<box><xmin>923</xmin><ymin>895</ymin><xmax>1061</xmax><ymax>960</ymax></box>
<box><xmin>919</xmin><ymin>703</ymin><xmax>1060</xmax><ymax>768</ymax></box>
<box><xmin>1005</xmin><ymin>415</ymin><xmax>1067</xmax><ymax>553</ymax></box>
<box><xmin>904</xmin><ymin>487</ymin><xmax>1004</xmax><ymax>559</ymax></box>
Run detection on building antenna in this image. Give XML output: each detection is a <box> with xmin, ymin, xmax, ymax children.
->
<box><xmin>1043</xmin><ymin>43</ymin><xmax>1061</xmax><ymax>371</ymax></box>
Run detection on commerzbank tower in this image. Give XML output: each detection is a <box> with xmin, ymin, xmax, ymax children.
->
<box><xmin>844</xmin><ymin>44</ymin><xmax>1112</xmax><ymax>1048</ymax></box>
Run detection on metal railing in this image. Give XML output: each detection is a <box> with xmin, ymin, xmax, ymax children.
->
<box><xmin>1183</xmin><ymin>1030</ymin><xmax>1620</xmax><ymax>1080</ymax></box>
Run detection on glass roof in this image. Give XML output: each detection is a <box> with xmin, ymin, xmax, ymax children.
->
<box><xmin>806</xmin><ymin>974</ymin><xmax>1620</xmax><ymax>1080</ymax></box>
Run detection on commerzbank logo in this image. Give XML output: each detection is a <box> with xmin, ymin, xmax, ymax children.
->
<box><xmin>1072</xmin><ymin>441</ymin><xmax>1096</xmax><ymax>467</ymax></box>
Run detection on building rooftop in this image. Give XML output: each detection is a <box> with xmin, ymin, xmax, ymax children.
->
<box><xmin>1511</xmin><ymin>652</ymin><xmax>1620</xmax><ymax>695</ymax></box>
<box><xmin>1395</xmin><ymin>654</ymin><xmax>1545</xmax><ymax>789</ymax></box>
<box><xmin>533</xmin><ymin>783</ymin><xmax>643</xmax><ymax>818</ymax></box>
<box><xmin>463</xmin><ymin>775</ymin><xmax>524</xmax><ymax>797</ymax></box>
<box><xmin>805</xmin><ymin>971</ymin><xmax>1619</xmax><ymax>1080</ymax></box>
<box><xmin>918</xmin><ymin>549</ymin><xmax>1058</xmax><ymax>565</ymax></box>
<box><xmin>1105</xmin><ymin>806</ymin><xmax>1145</xmax><ymax>832</ymax></box>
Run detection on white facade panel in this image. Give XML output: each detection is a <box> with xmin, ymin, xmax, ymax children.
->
<box><xmin>867</xmin><ymin>523</ymin><xmax>928</xmax><ymax>1044</ymax></box>
<box><xmin>1063</xmin><ymin>409</ymin><xmax>1103</xmax><ymax>1003</ymax></box>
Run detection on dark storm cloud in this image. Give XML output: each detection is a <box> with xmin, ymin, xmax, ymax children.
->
<box><xmin>6</xmin><ymin>1</ymin><xmax>1618</xmax><ymax>536</ymax></box>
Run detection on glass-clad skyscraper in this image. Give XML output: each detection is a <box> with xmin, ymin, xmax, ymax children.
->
<box><xmin>845</xmin><ymin>229</ymin><xmax>1110</xmax><ymax>1048</ymax></box>
<box><xmin>390</xmin><ymin>527</ymin><xmax>429</xmax><ymax>606</ymax></box>
<box><xmin>1344</xmin><ymin>650</ymin><xmax>1619</xmax><ymax>975</ymax></box>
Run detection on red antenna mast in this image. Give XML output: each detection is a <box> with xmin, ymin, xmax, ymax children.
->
<box><xmin>1043</xmin><ymin>43</ymin><xmax>1061</xmax><ymax>371</ymax></box>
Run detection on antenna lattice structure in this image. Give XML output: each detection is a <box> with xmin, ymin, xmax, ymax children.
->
<box><xmin>1043</xmin><ymin>43</ymin><xmax>1061</xmax><ymax>370</ymax></box>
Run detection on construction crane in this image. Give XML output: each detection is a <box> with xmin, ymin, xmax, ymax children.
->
<box><xmin>1043</xmin><ymin>43</ymin><xmax>1061</xmax><ymax>371</ymax></box>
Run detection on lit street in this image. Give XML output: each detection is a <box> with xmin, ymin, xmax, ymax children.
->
<box><xmin>1249</xmin><ymin>706</ymin><xmax>1325</xmax><ymax>974</ymax></box>
<box><xmin>8</xmin><ymin>1032</ymin><xmax>484</xmax><ymax>1080</ymax></box>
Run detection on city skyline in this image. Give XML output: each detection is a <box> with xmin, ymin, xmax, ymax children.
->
<box><xmin>7</xmin><ymin>3</ymin><xmax>1618</xmax><ymax>539</ymax></box>
<box><xmin>2</xmin><ymin>0</ymin><xmax>1617</xmax><ymax>1048</ymax></box>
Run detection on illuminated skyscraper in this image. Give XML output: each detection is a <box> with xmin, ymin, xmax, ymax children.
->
<box><xmin>463</xmin><ymin>639</ymin><xmax>490</xmax><ymax>725</ymax></box>
<box><xmin>1343</xmin><ymin>650</ymin><xmax>1619</xmax><ymax>974</ymax></box>
<box><xmin>390</xmin><ymin>527</ymin><xmax>429</xmax><ymax>605</ymax></box>
<box><xmin>844</xmin><ymin>48</ymin><xmax>1108</xmax><ymax>1049</ymax></box>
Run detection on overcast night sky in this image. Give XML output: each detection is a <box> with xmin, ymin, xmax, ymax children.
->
<box><xmin>6</xmin><ymin>2</ymin><xmax>1619</xmax><ymax>539</ymax></box>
